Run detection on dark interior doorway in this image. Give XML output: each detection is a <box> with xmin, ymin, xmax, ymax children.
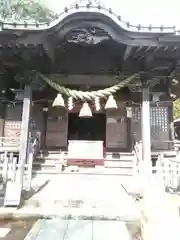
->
<box><xmin>68</xmin><ymin>113</ymin><xmax>106</xmax><ymax>142</ymax></box>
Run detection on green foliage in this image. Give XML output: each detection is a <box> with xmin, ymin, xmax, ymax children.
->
<box><xmin>173</xmin><ymin>99</ymin><xmax>180</xmax><ymax>120</ymax></box>
<box><xmin>0</xmin><ymin>0</ymin><xmax>55</xmax><ymax>22</ymax></box>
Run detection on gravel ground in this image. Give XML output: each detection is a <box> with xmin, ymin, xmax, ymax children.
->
<box><xmin>0</xmin><ymin>219</ymin><xmax>36</xmax><ymax>240</ymax></box>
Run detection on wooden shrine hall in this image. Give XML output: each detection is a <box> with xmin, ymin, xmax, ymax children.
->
<box><xmin>0</xmin><ymin>2</ymin><xmax>179</xmax><ymax>169</ymax></box>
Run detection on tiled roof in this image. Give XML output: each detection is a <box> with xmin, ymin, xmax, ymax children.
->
<box><xmin>0</xmin><ymin>3</ymin><xmax>177</xmax><ymax>34</ymax></box>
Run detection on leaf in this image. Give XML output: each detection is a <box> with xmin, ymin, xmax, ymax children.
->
<box><xmin>0</xmin><ymin>0</ymin><xmax>56</xmax><ymax>22</ymax></box>
<box><xmin>173</xmin><ymin>99</ymin><xmax>180</xmax><ymax>120</ymax></box>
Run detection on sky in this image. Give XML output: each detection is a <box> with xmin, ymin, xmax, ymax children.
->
<box><xmin>43</xmin><ymin>0</ymin><xmax>180</xmax><ymax>29</ymax></box>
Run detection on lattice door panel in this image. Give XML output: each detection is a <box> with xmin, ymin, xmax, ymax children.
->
<box><xmin>4</xmin><ymin>105</ymin><xmax>22</xmax><ymax>141</ymax></box>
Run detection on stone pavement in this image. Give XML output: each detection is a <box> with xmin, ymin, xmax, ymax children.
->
<box><xmin>22</xmin><ymin>174</ymin><xmax>140</xmax><ymax>221</ymax></box>
<box><xmin>140</xmin><ymin>178</ymin><xmax>180</xmax><ymax>240</ymax></box>
<box><xmin>0</xmin><ymin>219</ymin><xmax>35</xmax><ymax>240</ymax></box>
<box><xmin>24</xmin><ymin>218</ymin><xmax>140</xmax><ymax>240</ymax></box>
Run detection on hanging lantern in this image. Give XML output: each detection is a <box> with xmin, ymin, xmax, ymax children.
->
<box><xmin>52</xmin><ymin>94</ymin><xmax>65</xmax><ymax>108</ymax></box>
<box><xmin>79</xmin><ymin>102</ymin><xmax>92</xmax><ymax>118</ymax></box>
<box><xmin>104</xmin><ymin>95</ymin><xmax>117</xmax><ymax>110</ymax></box>
<box><xmin>68</xmin><ymin>97</ymin><xmax>73</xmax><ymax>110</ymax></box>
<box><xmin>94</xmin><ymin>97</ymin><xmax>100</xmax><ymax>111</ymax></box>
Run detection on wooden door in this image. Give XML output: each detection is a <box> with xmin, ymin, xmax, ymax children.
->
<box><xmin>106</xmin><ymin>108</ymin><xmax>128</xmax><ymax>151</ymax></box>
<box><xmin>46</xmin><ymin>107</ymin><xmax>68</xmax><ymax>148</ymax></box>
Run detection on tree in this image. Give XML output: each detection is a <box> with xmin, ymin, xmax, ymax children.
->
<box><xmin>173</xmin><ymin>99</ymin><xmax>180</xmax><ymax>120</ymax></box>
<box><xmin>0</xmin><ymin>0</ymin><xmax>56</xmax><ymax>22</ymax></box>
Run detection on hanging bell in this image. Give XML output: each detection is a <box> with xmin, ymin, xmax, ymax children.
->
<box><xmin>104</xmin><ymin>95</ymin><xmax>117</xmax><ymax>109</ymax></box>
<box><xmin>79</xmin><ymin>102</ymin><xmax>92</xmax><ymax>118</ymax></box>
<box><xmin>52</xmin><ymin>94</ymin><xmax>65</xmax><ymax>107</ymax></box>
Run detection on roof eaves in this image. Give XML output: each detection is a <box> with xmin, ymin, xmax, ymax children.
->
<box><xmin>0</xmin><ymin>4</ymin><xmax>177</xmax><ymax>34</ymax></box>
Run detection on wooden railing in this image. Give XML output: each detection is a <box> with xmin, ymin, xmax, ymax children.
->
<box><xmin>0</xmin><ymin>151</ymin><xmax>19</xmax><ymax>184</ymax></box>
<box><xmin>152</xmin><ymin>153</ymin><xmax>180</xmax><ymax>190</ymax></box>
<box><xmin>132</xmin><ymin>139</ymin><xmax>180</xmax><ymax>192</ymax></box>
<box><xmin>0</xmin><ymin>135</ymin><xmax>40</xmax><ymax>189</ymax></box>
<box><xmin>26</xmin><ymin>136</ymin><xmax>40</xmax><ymax>190</ymax></box>
<box><xmin>151</xmin><ymin>140</ymin><xmax>180</xmax><ymax>151</ymax></box>
<box><xmin>133</xmin><ymin>140</ymin><xmax>142</xmax><ymax>173</ymax></box>
<box><xmin>0</xmin><ymin>137</ymin><xmax>20</xmax><ymax>148</ymax></box>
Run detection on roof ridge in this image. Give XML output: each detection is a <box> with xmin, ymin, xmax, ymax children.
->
<box><xmin>0</xmin><ymin>3</ymin><xmax>177</xmax><ymax>34</ymax></box>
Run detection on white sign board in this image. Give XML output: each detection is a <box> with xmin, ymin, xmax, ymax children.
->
<box><xmin>68</xmin><ymin>140</ymin><xmax>103</xmax><ymax>160</ymax></box>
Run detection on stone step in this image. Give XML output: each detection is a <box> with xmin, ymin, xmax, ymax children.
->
<box><xmin>104</xmin><ymin>168</ymin><xmax>133</xmax><ymax>175</ymax></box>
<box><xmin>0</xmin><ymin>185</ymin><xmax>6</xmax><ymax>207</ymax></box>
<box><xmin>104</xmin><ymin>160</ymin><xmax>133</xmax><ymax>168</ymax></box>
<box><xmin>105</xmin><ymin>156</ymin><xmax>135</xmax><ymax>161</ymax></box>
<box><xmin>32</xmin><ymin>168</ymin><xmax>133</xmax><ymax>176</ymax></box>
<box><xmin>32</xmin><ymin>164</ymin><xmax>62</xmax><ymax>172</ymax></box>
<box><xmin>32</xmin><ymin>161</ymin><xmax>134</xmax><ymax>175</ymax></box>
<box><xmin>33</xmin><ymin>161</ymin><xmax>61</xmax><ymax>167</ymax></box>
<box><xmin>36</xmin><ymin>155</ymin><xmax>63</xmax><ymax>161</ymax></box>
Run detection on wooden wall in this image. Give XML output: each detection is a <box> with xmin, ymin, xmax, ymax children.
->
<box><xmin>46</xmin><ymin>107</ymin><xmax>68</xmax><ymax>148</ymax></box>
<box><xmin>106</xmin><ymin>107</ymin><xmax>128</xmax><ymax>151</ymax></box>
<box><xmin>0</xmin><ymin>103</ymin><xmax>172</xmax><ymax>151</ymax></box>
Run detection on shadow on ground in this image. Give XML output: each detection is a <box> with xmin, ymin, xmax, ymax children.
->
<box><xmin>20</xmin><ymin>180</ymin><xmax>50</xmax><ymax>207</ymax></box>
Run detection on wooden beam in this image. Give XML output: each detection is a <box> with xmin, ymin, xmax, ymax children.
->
<box><xmin>123</xmin><ymin>46</ymin><xmax>133</xmax><ymax>60</ymax></box>
<box><xmin>42</xmin><ymin>40</ymin><xmax>55</xmax><ymax>62</ymax></box>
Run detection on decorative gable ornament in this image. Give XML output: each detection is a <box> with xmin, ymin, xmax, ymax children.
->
<box><xmin>72</xmin><ymin>0</ymin><xmax>104</xmax><ymax>7</ymax></box>
<box><xmin>151</xmin><ymin>92</ymin><xmax>164</xmax><ymax>103</ymax></box>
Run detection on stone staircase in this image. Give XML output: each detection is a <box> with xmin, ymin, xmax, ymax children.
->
<box><xmin>104</xmin><ymin>152</ymin><xmax>135</xmax><ymax>176</ymax></box>
<box><xmin>32</xmin><ymin>150</ymin><xmax>136</xmax><ymax>176</ymax></box>
<box><xmin>0</xmin><ymin>183</ymin><xmax>6</xmax><ymax>206</ymax></box>
<box><xmin>32</xmin><ymin>150</ymin><xmax>64</xmax><ymax>174</ymax></box>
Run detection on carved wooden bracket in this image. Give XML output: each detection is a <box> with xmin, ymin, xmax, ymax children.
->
<box><xmin>14</xmin><ymin>70</ymin><xmax>46</xmax><ymax>91</ymax></box>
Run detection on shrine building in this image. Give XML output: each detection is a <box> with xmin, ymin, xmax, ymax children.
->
<box><xmin>0</xmin><ymin>2</ymin><xmax>179</xmax><ymax>168</ymax></box>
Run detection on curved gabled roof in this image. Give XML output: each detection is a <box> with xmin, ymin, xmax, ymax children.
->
<box><xmin>0</xmin><ymin>3</ymin><xmax>177</xmax><ymax>35</ymax></box>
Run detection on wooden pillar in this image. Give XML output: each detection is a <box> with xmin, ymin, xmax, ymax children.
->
<box><xmin>168</xmin><ymin>103</ymin><xmax>174</xmax><ymax>149</ymax></box>
<box><xmin>42</xmin><ymin>108</ymin><xmax>48</xmax><ymax>149</ymax></box>
<box><xmin>0</xmin><ymin>103</ymin><xmax>5</xmax><ymax>137</ymax></box>
<box><xmin>17</xmin><ymin>85</ymin><xmax>32</xmax><ymax>185</ymax></box>
<box><xmin>141</xmin><ymin>85</ymin><xmax>151</xmax><ymax>166</ymax></box>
